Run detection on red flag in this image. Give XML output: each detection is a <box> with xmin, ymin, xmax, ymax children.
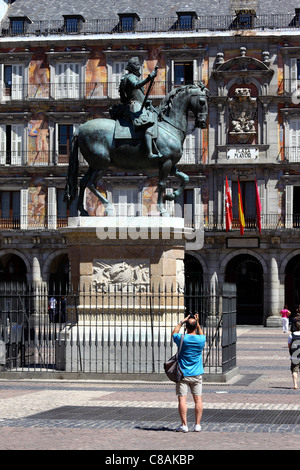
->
<box><xmin>225</xmin><ymin>176</ymin><xmax>233</xmax><ymax>231</ymax></box>
<box><xmin>238</xmin><ymin>179</ymin><xmax>245</xmax><ymax>235</ymax></box>
<box><xmin>255</xmin><ymin>178</ymin><xmax>262</xmax><ymax>234</ymax></box>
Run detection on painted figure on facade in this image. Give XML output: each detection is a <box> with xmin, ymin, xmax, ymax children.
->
<box><xmin>64</xmin><ymin>64</ymin><xmax>210</xmax><ymax>216</ymax></box>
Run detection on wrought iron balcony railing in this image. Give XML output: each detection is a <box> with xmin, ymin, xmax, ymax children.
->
<box><xmin>0</xmin><ymin>81</ymin><xmax>205</xmax><ymax>102</ymax></box>
<box><xmin>0</xmin><ymin>148</ymin><xmax>206</xmax><ymax>166</ymax></box>
<box><xmin>2</xmin><ymin>213</ymin><xmax>300</xmax><ymax>232</ymax></box>
<box><xmin>1</xmin><ymin>14</ymin><xmax>300</xmax><ymax>37</ymax></box>
<box><xmin>280</xmin><ymin>147</ymin><xmax>300</xmax><ymax>163</ymax></box>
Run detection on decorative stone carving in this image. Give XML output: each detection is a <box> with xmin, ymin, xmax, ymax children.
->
<box><xmin>228</xmin><ymin>88</ymin><xmax>257</xmax><ymax>142</ymax></box>
<box><xmin>92</xmin><ymin>259</ymin><xmax>150</xmax><ymax>292</ymax></box>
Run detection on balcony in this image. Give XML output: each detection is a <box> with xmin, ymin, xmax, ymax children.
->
<box><xmin>281</xmin><ymin>147</ymin><xmax>300</xmax><ymax>163</ymax></box>
<box><xmin>0</xmin><ymin>151</ymin><xmax>72</xmax><ymax>166</ymax></box>
<box><xmin>1</xmin><ymin>14</ymin><xmax>300</xmax><ymax>37</ymax></box>
<box><xmin>0</xmin><ymin>147</ymin><xmax>205</xmax><ymax>167</ymax></box>
<box><xmin>203</xmin><ymin>214</ymin><xmax>290</xmax><ymax>232</ymax></box>
<box><xmin>0</xmin><ymin>81</ymin><xmax>206</xmax><ymax>103</ymax></box>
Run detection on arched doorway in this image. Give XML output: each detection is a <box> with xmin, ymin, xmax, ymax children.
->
<box><xmin>225</xmin><ymin>254</ymin><xmax>264</xmax><ymax>324</ymax></box>
<box><xmin>49</xmin><ymin>254</ymin><xmax>69</xmax><ymax>296</ymax></box>
<box><xmin>0</xmin><ymin>254</ymin><xmax>27</xmax><ymax>285</ymax></box>
<box><xmin>184</xmin><ymin>254</ymin><xmax>203</xmax><ymax>314</ymax></box>
<box><xmin>285</xmin><ymin>254</ymin><xmax>300</xmax><ymax>315</ymax></box>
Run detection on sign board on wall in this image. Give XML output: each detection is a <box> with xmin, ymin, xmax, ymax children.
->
<box><xmin>227</xmin><ymin>148</ymin><xmax>259</xmax><ymax>159</ymax></box>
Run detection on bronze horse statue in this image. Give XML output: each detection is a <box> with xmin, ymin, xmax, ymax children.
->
<box><xmin>65</xmin><ymin>83</ymin><xmax>209</xmax><ymax>216</ymax></box>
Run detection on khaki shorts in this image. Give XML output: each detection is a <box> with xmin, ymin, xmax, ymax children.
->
<box><xmin>176</xmin><ymin>375</ymin><xmax>203</xmax><ymax>396</ymax></box>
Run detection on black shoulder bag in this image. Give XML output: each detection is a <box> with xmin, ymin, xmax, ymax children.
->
<box><xmin>163</xmin><ymin>334</ymin><xmax>184</xmax><ymax>383</ymax></box>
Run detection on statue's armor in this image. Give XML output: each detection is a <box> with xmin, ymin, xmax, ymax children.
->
<box><xmin>119</xmin><ymin>73</ymin><xmax>154</xmax><ymax>129</ymax></box>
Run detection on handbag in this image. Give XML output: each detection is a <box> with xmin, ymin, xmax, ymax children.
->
<box><xmin>163</xmin><ymin>334</ymin><xmax>184</xmax><ymax>383</ymax></box>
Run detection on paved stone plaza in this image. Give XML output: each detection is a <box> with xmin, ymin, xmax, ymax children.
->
<box><xmin>0</xmin><ymin>326</ymin><xmax>298</xmax><ymax>451</ymax></box>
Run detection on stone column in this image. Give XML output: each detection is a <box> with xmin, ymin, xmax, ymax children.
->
<box><xmin>266</xmin><ymin>255</ymin><xmax>281</xmax><ymax>327</ymax></box>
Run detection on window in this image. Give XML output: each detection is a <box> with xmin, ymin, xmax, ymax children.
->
<box><xmin>57</xmin><ymin>124</ymin><xmax>74</xmax><ymax>164</ymax></box>
<box><xmin>174</xmin><ymin>61</ymin><xmax>194</xmax><ymax>86</ymax></box>
<box><xmin>1</xmin><ymin>64</ymin><xmax>24</xmax><ymax>100</ymax></box>
<box><xmin>235</xmin><ymin>10</ymin><xmax>256</xmax><ymax>29</ymax></box>
<box><xmin>232</xmin><ymin>181</ymin><xmax>256</xmax><ymax>228</ymax></box>
<box><xmin>174</xmin><ymin>189</ymin><xmax>195</xmax><ymax>226</ymax></box>
<box><xmin>111</xmin><ymin>61</ymin><xmax>127</xmax><ymax>98</ymax></box>
<box><xmin>289</xmin><ymin>119</ymin><xmax>300</xmax><ymax>162</ymax></box>
<box><xmin>9</xmin><ymin>16</ymin><xmax>31</xmax><ymax>35</ymax></box>
<box><xmin>118</xmin><ymin>13</ymin><xmax>140</xmax><ymax>32</ymax></box>
<box><xmin>0</xmin><ymin>191</ymin><xmax>20</xmax><ymax>229</ymax></box>
<box><xmin>179</xmin><ymin>15</ymin><xmax>193</xmax><ymax>30</ymax></box>
<box><xmin>57</xmin><ymin>188</ymin><xmax>77</xmax><ymax>227</ymax></box>
<box><xmin>10</xmin><ymin>20</ymin><xmax>25</xmax><ymax>35</ymax></box>
<box><xmin>55</xmin><ymin>62</ymin><xmax>80</xmax><ymax>99</ymax></box>
<box><xmin>63</xmin><ymin>15</ymin><xmax>85</xmax><ymax>33</ymax></box>
<box><xmin>112</xmin><ymin>188</ymin><xmax>140</xmax><ymax>216</ymax></box>
<box><xmin>290</xmin><ymin>59</ymin><xmax>300</xmax><ymax>94</ymax></box>
<box><xmin>0</xmin><ymin>124</ymin><xmax>24</xmax><ymax>165</ymax></box>
<box><xmin>182</xmin><ymin>119</ymin><xmax>198</xmax><ymax>164</ymax></box>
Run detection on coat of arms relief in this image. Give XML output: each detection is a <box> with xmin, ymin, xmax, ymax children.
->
<box><xmin>228</xmin><ymin>88</ymin><xmax>257</xmax><ymax>142</ymax></box>
<box><xmin>92</xmin><ymin>259</ymin><xmax>150</xmax><ymax>292</ymax></box>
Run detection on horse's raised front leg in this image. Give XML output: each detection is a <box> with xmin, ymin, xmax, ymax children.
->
<box><xmin>164</xmin><ymin>166</ymin><xmax>189</xmax><ymax>201</ymax></box>
<box><xmin>157</xmin><ymin>160</ymin><xmax>172</xmax><ymax>216</ymax></box>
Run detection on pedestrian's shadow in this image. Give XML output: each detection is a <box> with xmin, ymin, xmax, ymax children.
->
<box><xmin>135</xmin><ymin>425</ymin><xmax>175</xmax><ymax>432</ymax></box>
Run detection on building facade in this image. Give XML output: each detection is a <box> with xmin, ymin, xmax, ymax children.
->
<box><xmin>1</xmin><ymin>0</ymin><xmax>300</xmax><ymax>325</ymax></box>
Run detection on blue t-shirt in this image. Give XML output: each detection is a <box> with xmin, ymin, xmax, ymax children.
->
<box><xmin>173</xmin><ymin>333</ymin><xmax>206</xmax><ymax>377</ymax></box>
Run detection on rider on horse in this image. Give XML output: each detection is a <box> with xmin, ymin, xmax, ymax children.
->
<box><xmin>110</xmin><ymin>56</ymin><xmax>162</xmax><ymax>160</ymax></box>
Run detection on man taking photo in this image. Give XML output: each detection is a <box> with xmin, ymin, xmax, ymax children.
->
<box><xmin>172</xmin><ymin>314</ymin><xmax>206</xmax><ymax>432</ymax></box>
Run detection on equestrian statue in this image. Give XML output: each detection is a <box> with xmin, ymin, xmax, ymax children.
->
<box><xmin>64</xmin><ymin>57</ymin><xmax>210</xmax><ymax>216</ymax></box>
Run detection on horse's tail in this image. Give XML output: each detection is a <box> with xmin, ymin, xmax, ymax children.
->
<box><xmin>64</xmin><ymin>128</ymin><xmax>79</xmax><ymax>207</ymax></box>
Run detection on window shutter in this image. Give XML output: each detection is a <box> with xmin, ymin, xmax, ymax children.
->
<box><xmin>0</xmin><ymin>124</ymin><xmax>6</xmax><ymax>165</ymax></box>
<box><xmin>193</xmin><ymin>187</ymin><xmax>202</xmax><ymax>230</ymax></box>
<box><xmin>20</xmin><ymin>189</ymin><xmax>28</xmax><ymax>229</ymax></box>
<box><xmin>285</xmin><ymin>184</ymin><xmax>293</xmax><ymax>229</ymax></box>
<box><xmin>11</xmin><ymin>124</ymin><xmax>23</xmax><ymax>165</ymax></box>
<box><xmin>291</xmin><ymin>58</ymin><xmax>298</xmax><ymax>93</ymax></box>
<box><xmin>12</xmin><ymin>64</ymin><xmax>24</xmax><ymax>100</ymax></box>
<box><xmin>112</xmin><ymin>61</ymin><xmax>126</xmax><ymax>98</ymax></box>
<box><xmin>48</xmin><ymin>187</ymin><xmax>57</xmax><ymax>229</ymax></box>
<box><xmin>183</xmin><ymin>120</ymin><xmax>196</xmax><ymax>164</ymax></box>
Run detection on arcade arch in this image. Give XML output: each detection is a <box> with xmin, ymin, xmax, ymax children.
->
<box><xmin>224</xmin><ymin>253</ymin><xmax>264</xmax><ymax>324</ymax></box>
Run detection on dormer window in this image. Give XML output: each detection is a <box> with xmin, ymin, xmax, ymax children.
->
<box><xmin>63</xmin><ymin>15</ymin><xmax>85</xmax><ymax>33</ymax></box>
<box><xmin>176</xmin><ymin>11</ymin><xmax>197</xmax><ymax>30</ymax></box>
<box><xmin>118</xmin><ymin>13</ymin><xmax>140</xmax><ymax>32</ymax></box>
<box><xmin>235</xmin><ymin>9</ymin><xmax>256</xmax><ymax>29</ymax></box>
<box><xmin>9</xmin><ymin>16</ymin><xmax>31</xmax><ymax>35</ymax></box>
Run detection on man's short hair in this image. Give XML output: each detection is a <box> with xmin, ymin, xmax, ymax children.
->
<box><xmin>294</xmin><ymin>320</ymin><xmax>300</xmax><ymax>331</ymax></box>
<box><xmin>186</xmin><ymin>318</ymin><xmax>197</xmax><ymax>331</ymax></box>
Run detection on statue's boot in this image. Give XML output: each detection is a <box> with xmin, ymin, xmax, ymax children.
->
<box><xmin>148</xmin><ymin>151</ymin><xmax>163</xmax><ymax>160</ymax></box>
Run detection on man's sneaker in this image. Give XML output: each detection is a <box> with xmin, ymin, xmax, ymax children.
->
<box><xmin>175</xmin><ymin>424</ymin><xmax>188</xmax><ymax>432</ymax></box>
<box><xmin>193</xmin><ymin>424</ymin><xmax>202</xmax><ymax>432</ymax></box>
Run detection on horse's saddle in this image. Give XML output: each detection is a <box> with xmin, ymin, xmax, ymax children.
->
<box><xmin>114</xmin><ymin>118</ymin><xmax>144</xmax><ymax>140</ymax></box>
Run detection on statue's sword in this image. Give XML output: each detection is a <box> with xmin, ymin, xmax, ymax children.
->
<box><xmin>141</xmin><ymin>65</ymin><xmax>158</xmax><ymax>110</ymax></box>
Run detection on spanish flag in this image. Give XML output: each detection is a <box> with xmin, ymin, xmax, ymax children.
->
<box><xmin>238</xmin><ymin>179</ymin><xmax>245</xmax><ymax>235</ymax></box>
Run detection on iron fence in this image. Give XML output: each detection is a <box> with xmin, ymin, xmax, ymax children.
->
<box><xmin>0</xmin><ymin>282</ymin><xmax>236</xmax><ymax>379</ymax></box>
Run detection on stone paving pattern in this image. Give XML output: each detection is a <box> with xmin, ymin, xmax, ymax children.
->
<box><xmin>0</xmin><ymin>327</ymin><xmax>299</xmax><ymax>450</ymax></box>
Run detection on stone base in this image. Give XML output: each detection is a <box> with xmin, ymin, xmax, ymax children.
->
<box><xmin>61</xmin><ymin>217</ymin><xmax>190</xmax><ymax>293</ymax></box>
<box><xmin>266</xmin><ymin>315</ymin><xmax>282</xmax><ymax>328</ymax></box>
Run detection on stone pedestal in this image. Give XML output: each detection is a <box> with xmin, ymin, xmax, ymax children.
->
<box><xmin>61</xmin><ymin>216</ymin><xmax>190</xmax><ymax>294</ymax></box>
<box><xmin>57</xmin><ymin>217</ymin><xmax>192</xmax><ymax>372</ymax></box>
